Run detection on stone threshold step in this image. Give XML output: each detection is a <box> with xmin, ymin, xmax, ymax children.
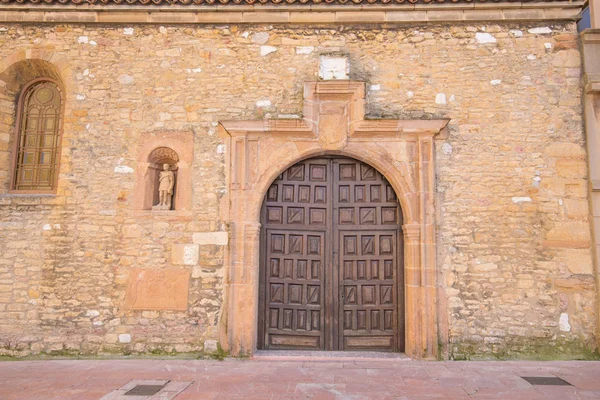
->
<box><xmin>253</xmin><ymin>350</ymin><xmax>410</xmax><ymax>362</ymax></box>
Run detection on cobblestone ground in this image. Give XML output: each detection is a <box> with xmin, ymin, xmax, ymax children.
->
<box><xmin>0</xmin><ymin>358</ymin><xmax>599</xmax><ymax>399</ymax></box>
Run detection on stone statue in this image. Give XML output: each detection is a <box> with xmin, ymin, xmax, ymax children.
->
<box><xmin>153</xmin><ymin>163</ymin><xmax>175</xmax><ymax>210</ymax></box>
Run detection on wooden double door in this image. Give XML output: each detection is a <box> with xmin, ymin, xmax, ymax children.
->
<box><xmin>258</xmin><ymin>157</ymin><xmax>404</xmax><ymax>352</ymax></box>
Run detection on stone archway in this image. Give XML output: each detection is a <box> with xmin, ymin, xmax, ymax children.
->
<box><xmin>218</xmin><ymin>81</ymin><xmax>449</xmax><ymax>359</ymax></box>
<box><xmin>258</xmin><ymin>155</ymin><xmax>405</xmax><ymax>352</ymax></box>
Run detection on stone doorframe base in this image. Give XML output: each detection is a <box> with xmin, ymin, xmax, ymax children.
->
<box><xmin>218</xmin><ymin>81</ymin><xmax>449</xmax><ymax>359</ymax></box>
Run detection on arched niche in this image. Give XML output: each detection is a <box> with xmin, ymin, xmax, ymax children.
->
<box><xmin>133</xmin><ymin>130</ymin><xmax>193</xmax><ymax>212</ymax></box>
<box><xmin>147</xmin><ymin>147</ymin><xmax>179</xmax><ymax>210</ymax></box>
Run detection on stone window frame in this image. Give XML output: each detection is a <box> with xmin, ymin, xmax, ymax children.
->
<box><xmin>9</xmin><ymin>77</ymin><xmax>66</xmax><ymax>194</ymax></box>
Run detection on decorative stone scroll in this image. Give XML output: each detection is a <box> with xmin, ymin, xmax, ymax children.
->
<box><xmin>218</xmin><ymin>80</ymin><xmax>449</xmax><ymax>359</ymax></box>
<box><xmin>124</xmin><ymin>268</ymin><xmax>190</xmax><ymax>311</ymax></box>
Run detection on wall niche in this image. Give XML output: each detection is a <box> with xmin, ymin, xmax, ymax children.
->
<box><xmin>134</xmin><ymin>131</ymin><xmax>193</xmax><ymax>212</ymax></box>
<box><xmin>148</xmin><ymin>147</ymin><xmax>178</xmax><ymax>211</ymax></box>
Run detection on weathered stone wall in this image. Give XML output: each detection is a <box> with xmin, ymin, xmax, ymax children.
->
<box><xmin>0</xmin><ymin>21</ymin><xmax>596</xmax><ymax>359</ymax></box>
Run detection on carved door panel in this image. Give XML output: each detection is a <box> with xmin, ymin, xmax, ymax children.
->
<box><xmin>334</xmin><ymin>159</ymin><xmax>403</xmax><ymax>351</ymax></box>
<box><xmin>259</xmin><ymin>157</ymin><xmax>403</xmax><ymax>351</ymax></box>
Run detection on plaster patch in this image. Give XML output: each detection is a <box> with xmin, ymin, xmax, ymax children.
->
<box><xmin>476</xmin><ymin>32</ymin><xmax>497</xmax><ymax>44</ymax></box>
<box><xmin>216</xmin><ymin>144</ymin><xmax>226</xmax><ymax>154</ymax></box>
<box><xmin>528</xmin><ymin>27</ymin><xmax>552</xmax><ymax>34</ymax></box>
<box><xmin>370</xmin><ymin>84</ymin><xmax>381</xmax><ymax>91</ymax></box>
<box><xmin>512</xmin><ymin>197</ymin><xmax>532</xmax><ymax>203</ymax></box>
<box><xmin>89</xmin><ymin>40</ymin><xmax>97</xmax><ymax>46</ymax></box>
<box><xmin>545</xmin><ymin>43</ymin><xmax>553</xmax><ymax>49</ymax></box>
<box><xmin>76</xmin><ymin>94</ymin><xmax>86</xmax><ymax>101</ymax></box>
<box><xmin>406</xmin><ymin>91</ymin><xmax>414</xmax><ymax>98</ymax></box>
<box><xmin>559</xmin><ymin>313</ymin><xmax>571</xmax><ymax>332</ymax></box>
<box><xmin>123</xmin><ymin>27</ymin><xmax>134</xmax><ymax>35</ymax></box>
<box><xmin>527</xmin><ymin>54</ymin><xmax>537</xmax><ymax>60</ymax></box>
<box><xmin>260</xmin><ymin>46</ymin><xmax>277</xmax><ymax>56</ymax></box>
<box><xmin>86</xmin><ymin>310</ymin><xmax>100</xmax><ymax>318</ymax></box>
<box><xmin>77</xmin><ymin>36</ymin><xmax>88</xmax><ymax>44</ymax></box>
<box><xmin>435</xmin><ymin>93</ymin><xmax>447</xmax><ymax>105</ymax></box>
<box><xmin>43</xmin><ymin>224</ymin><xmax>52</xmax><ymax>231</ymax></box>
<box><xmin>490</xmin><ymin>80</ymin><xmax>502</xmax><ymax>86</ymax></box>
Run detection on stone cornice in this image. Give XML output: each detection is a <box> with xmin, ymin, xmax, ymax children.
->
<box><xmin>0</xmin><ymin>0</ymin><xmax>584</xmax><ymax>24</ymax></box>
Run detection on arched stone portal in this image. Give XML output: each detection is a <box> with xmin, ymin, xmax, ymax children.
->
<box><xmin>258</xmin><ymin>156</ymin><xmax>404</xmax><ymax>352</ymax></box>
<box><xmin>219</xmin><ymin>81</ymin><xmax>449</xmax><ymax>359</ymax></box>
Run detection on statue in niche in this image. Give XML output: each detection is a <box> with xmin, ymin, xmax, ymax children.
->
<box><xmin>153</xmin><ymin>163</ymin><xmax>175</xmax><ymax>210</ymax></box>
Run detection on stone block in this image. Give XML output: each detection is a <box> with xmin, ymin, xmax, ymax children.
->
<box><xmin>203</xmin><ymin>339</ymin><xmax>218</xmax><ymax>353</ymax></box>
<box><xmin>543</xmin><ymin>222</ymin><xmax>591</xmax><ymax>249</ymax></box>
<box><xmin>172</xmin><ymin>244</ymin><xmax>199</xmax><ymax>265</ymax></box>
<box><xmin>192</xmin><ymin>232</ymin><xmax>229</xmax><ymax>246</ymax></box>
<box><xmin>124</xmin><ymin>268</ymin><xmax>190</xmax><ymax>311</ymax></box>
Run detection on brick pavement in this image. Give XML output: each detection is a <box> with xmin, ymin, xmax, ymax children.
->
<box><xmin>0</xmin><ymin>358</ymin><xmax>599</xmax><ymax>399</ymax></box>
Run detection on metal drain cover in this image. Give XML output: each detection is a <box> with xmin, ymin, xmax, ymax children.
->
<box><xmin>124</xmin><ymin>384</ymin><xmax>166</xmax><ymax>396</ymax></box>
<box><xmin>521</xmin><ymin>376</ymin><xmax>572</xmax><ymax>386</ymax></box>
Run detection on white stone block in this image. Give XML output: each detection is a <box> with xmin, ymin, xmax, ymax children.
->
<box><xmin>490</xmin><ymin>80</ymin><xmax>502</xmax><ymax>86</ymax></box>
<box><xmin>512</xmin><ymin>197</ymin><xmax>532</xmax><ymax>203</ymax></box>
<box><xmin>114</xmin><ymin>165</ymin><xmax>134</xmax><ymax>174</ymax></box>
<box><xmin>476</xmin><ymin>33</ymin><xmax>497</xmax><ymax>44</ymax></box>
<box><xmin>296</xmin><ymin>46</ymin><xmax>314</xmax><ymax>55</ymax></box>
<box><xmin>260</xmin><ymin>46</ymin><xmax>277</xmax><ymax>56</ymax></box>
<box><xmin>204</xmin><ymin>340</ymin><xmax>218</xmax><ymax>353</ymax></box>
<box><xmin>528</xmin><ymin>27</ymin><xmax>552</xmax><ymax>34</ymax></box>
<box><xmin>256</xmin><ymin>100</ymin><xmax>271</xmax><ymax>108</ymax></box>
<box><xmin>119</xmin><ymin>334</ymin><xmax>132</xmax><ymax>343</ymax></box>
<box><xmin>509</xmin><ymin>30</ymin><xmax>523</xmax><ymax>38</ymax></box>
<box><xmin>435</xmin><ymin>93</ymin><xmax>446</xmax><ymax>105</ymax></box>
<box><xmin>193</xmin><ymin>232</ymin><xmax>229</xmax><ymax>246</ymax></box>
<box><xmin>251</xmin><ymin>32</ymin><xmax>269</xmax><ymax>44</ymax></box>
<box><xmin>559</xmin><ymin>313</ymin><xmax>571</xmax><ymax>332</ymax></box>
<box><xmin>319</xmin><ymin>55</ymin><xmax>349</xmax><ymax>80</ymax></box>
<box><xmin>123</xmin><ymin>27</ymin><xmax>134</xmax><ymax>35</ymax></box>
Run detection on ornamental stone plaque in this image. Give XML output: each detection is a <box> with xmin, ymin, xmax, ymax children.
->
<box><xmin>124</xmin><ymin>268</ymin><xmax>189</xmax><ymax>311</ymax></box>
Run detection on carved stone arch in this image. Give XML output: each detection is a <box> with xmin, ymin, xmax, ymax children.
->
<box><xmin>218</xmin><ymin>80</ymin><xmax>449</xmax><ymax>359</ymax></box>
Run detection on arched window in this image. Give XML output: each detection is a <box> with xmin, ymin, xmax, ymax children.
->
<box><xmin>12</xmin><ymin>80</ymin><xmax>63</xmax><ymax>192</ymax></box>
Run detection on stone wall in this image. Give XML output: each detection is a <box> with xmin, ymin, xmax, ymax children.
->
<box><xmin>0</xmin><ymin>21</ymin><xmax>596</xmax><ymax>359</ymax></box>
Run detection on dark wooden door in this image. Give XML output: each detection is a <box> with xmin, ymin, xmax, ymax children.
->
<box><xmin>259</xmin><ymin>157</ymin><xmax>403</xmax><ymax>351</ymax></box>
